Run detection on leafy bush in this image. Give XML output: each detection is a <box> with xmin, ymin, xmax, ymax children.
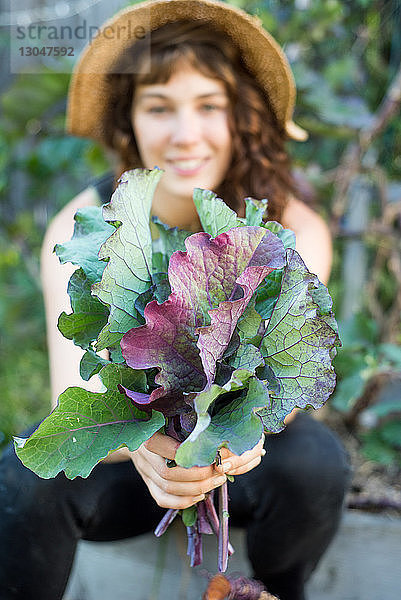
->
<box><xmin>332</xmin><ymin>314</ymin><xmax>401</xmax><ymax>466</ymax></box>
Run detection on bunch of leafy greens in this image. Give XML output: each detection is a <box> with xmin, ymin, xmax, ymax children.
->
<box><xmin>14</xmin><ymin>168</ymin><xmax>340</xmax><ymax>570</ymax></box>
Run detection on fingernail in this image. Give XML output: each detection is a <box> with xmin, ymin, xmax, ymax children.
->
<box><xmin>213</xmin><ymin>476</ymin><xmax>227</xmax><ymax>486</ymax></box>
<box><xmin>261</xmin><ymin>449</ymin><xmax>266</xmax><ymax>457</ymax></box>
<box><xmin>222</xmin><ymin>462</ymin><xmax>232</xmax><ymax>473</ymax></box>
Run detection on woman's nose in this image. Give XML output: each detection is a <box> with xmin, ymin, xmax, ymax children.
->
<box><xmin>170</xmin><ymin>109</ymin><xmax>201</xmax><ymax>146</ymax></box>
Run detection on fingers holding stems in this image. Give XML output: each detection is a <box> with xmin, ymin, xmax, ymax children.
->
<box><xmin>148</xmin><ymin>431</ymin><xmax>267</xmax><ymax>571</ymax></box>
<box><xmin>131</xmin><ymin>431</ymin><xmax>267</xmax><ymax>510</ymax></box>
<box><xmin>131</xmin><ymin>440</ymin><xmax>228</xmax><ymax>509</ymax></box>
<box><xmin>214</xmin><ymin>433</ymin><xmax>266</xmax><ymax>476</ymax></box>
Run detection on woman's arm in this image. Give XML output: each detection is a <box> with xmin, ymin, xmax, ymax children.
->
<box><xmin>41</xmin><ymin>187</ymin><xmax>102</xmax><ymax>409</ymax></box>
<box><xmin>41</xmin><ymin>186</ymin><xmax>131</xmax><ymax>464</ymax></box>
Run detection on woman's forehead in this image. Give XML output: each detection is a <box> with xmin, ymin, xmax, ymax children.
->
<box><xmin>134</xmin><ymin>67</ymin><xmax>227</xmax><ymax>101</ymax></box>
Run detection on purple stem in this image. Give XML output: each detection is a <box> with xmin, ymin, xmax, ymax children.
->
<box><xmin>197</xmin><ymin>499</ymin><xmax>214</xmax><ymax>534</ymax></box>
<box><xmin>186</xmin><ymin>525</ymin><xmax>194</xmax><ymax>558</ymax></box>
<box><xmin>218</xmin><ymin>481</ymin><xmax>229</xmax><ymax>572</ymax></box>
<box><xmin>186</xmin><ymin>523</ymin><xmax>203</xmax><ymax>567</ymax></box>
<box><xmin>192</xmin><ymin>519</ymin><xmax>203</xmax><ymax>567</ymax></box>
<box><xmin>154</xmin><ymin>508</ymin><xmax>179</xmax><ymax>537</ymax></box>
<box><xmin>204</xmin><ymin>493</ymin><xmax>234</xmax><ymax>556</ymax></box>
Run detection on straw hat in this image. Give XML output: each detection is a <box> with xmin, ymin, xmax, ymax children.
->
<box><xmin>66</xmin><ymin>0</ymin><xmax>307</xmax><ymax>143</ymax></box>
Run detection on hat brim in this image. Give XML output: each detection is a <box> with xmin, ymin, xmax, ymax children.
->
<box><xmin>67</xmin><ymin>0</ymin><xmax>306</xmax><ymax>143</ymax></box>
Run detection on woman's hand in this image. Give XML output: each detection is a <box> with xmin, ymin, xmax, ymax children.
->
<box><xmin>129</xmin><ymin>432</ymin><xmax>265</xmax><ymax>509</ymax></box>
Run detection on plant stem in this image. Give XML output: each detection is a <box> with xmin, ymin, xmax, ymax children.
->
<box><xmin>186</xmin><ymin>523</ymin><xmax>203</xmax><ymax>567</ymax></box>
<box><xmin>197</xmin><ymin>499</ymin><xmax>214</xmax><ymax>534</ymax></box>
<box><xmin>186</xmin><ymin>525</ymin><xmax>194</xmax><ymax>558</ymax></box>
<box><xmin>218</xmin><ymin>481</ymin><xmax>229</xmax><ymax>572</ymax></box>
<box><xmin>154</xmin><ymin>508</ymin><xmax>179</xmax><ymax>537</ymax></box>
<box><xmin>204</xmin><ymin>493</ymin><xmax>234</xmax><ymax>555</ymax></box>
<box><xmin>193</xmin><ymin>519</ymin><xmax>203</xmax><ymax>566</ymax></box>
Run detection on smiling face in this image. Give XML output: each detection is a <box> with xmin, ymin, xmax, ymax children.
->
<box><xmin>131</xmin><ymin>63</ymin><xmax>233</xmax><ymax>230</ymax></box>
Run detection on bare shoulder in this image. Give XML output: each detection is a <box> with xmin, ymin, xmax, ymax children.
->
<box><xmin>282</xmin><ymin>196</ymin><xmax>330</xmax><ymax>237</ymax></box>
<box><xmin>281</xmin><ymin>196</ymin><xmax>333</xmax><ymax>285</ymax></box>
<box><xmin>41</xmin><ymin>186</ymin><xmax>100</xmax><ymax>255</ymax></box>
<box><xmin>40</xmin><ymin>185</ymin><xmax>101</xmax><ymax>300</ymax></box>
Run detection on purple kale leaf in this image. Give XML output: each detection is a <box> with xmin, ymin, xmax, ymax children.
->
<box><xmin>120</xmin><ymin>227</ymin><xmax>286</xmax><ymax>403</ymax></box>
<box><xmin>197</xmin><ymin>226</ymin><xmax>285</xmax><ymax>386</ymax></box>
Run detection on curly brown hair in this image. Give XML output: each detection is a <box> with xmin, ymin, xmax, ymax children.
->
<box><xmin>103</xmin><ymin>21</ymin><xmax>296</xmax><ymax>221</ymax></box>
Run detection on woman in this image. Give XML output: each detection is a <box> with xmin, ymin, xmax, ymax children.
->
<box><xmin>0</xmin><ymin>2</ymin><xmax>350</xmax><ymax>599</ymax></box>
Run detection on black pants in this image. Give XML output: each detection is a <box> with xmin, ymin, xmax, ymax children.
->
<box><xmin>0</xmin><ymin>413</ymin><xmax>350</xmax><ymax>600</ymax></box>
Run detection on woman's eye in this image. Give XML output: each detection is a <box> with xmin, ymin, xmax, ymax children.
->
<box><xmin>147</xmin><ymin>106</ymin><xmax>169</xmax><ymax>114</ymax></box>
<box><xmin>201</xmin><ymin>104</ymin><xmax>219</xmax><ymax>111</ymax></box>
<box><xmin>200</xmin><ymin>103</ymin><xmax>228</xmax><ymax>113</ymax></box>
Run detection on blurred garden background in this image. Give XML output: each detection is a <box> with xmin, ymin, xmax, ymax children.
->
<box><xmin>1</xmin><ymin>0</ymin><xmax>400</xmax><ymax>474</ymax></box>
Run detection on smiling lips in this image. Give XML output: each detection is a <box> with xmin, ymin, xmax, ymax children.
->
<box><xmin>167</xmin><ymin>157</ymin><xmax>208</xmax><ymax>175</ymax></box>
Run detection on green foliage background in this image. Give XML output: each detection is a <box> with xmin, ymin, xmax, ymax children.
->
<box><xmin>1</xmin><ymin>0</ymin><xmax>400</xmax><ymax>463</ymax></box>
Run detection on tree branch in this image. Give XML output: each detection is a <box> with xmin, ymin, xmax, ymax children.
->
<box><xmin>331</xmin><ymin>61</ymin><xmax>401</xmax><ymax>233</ymax></box>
